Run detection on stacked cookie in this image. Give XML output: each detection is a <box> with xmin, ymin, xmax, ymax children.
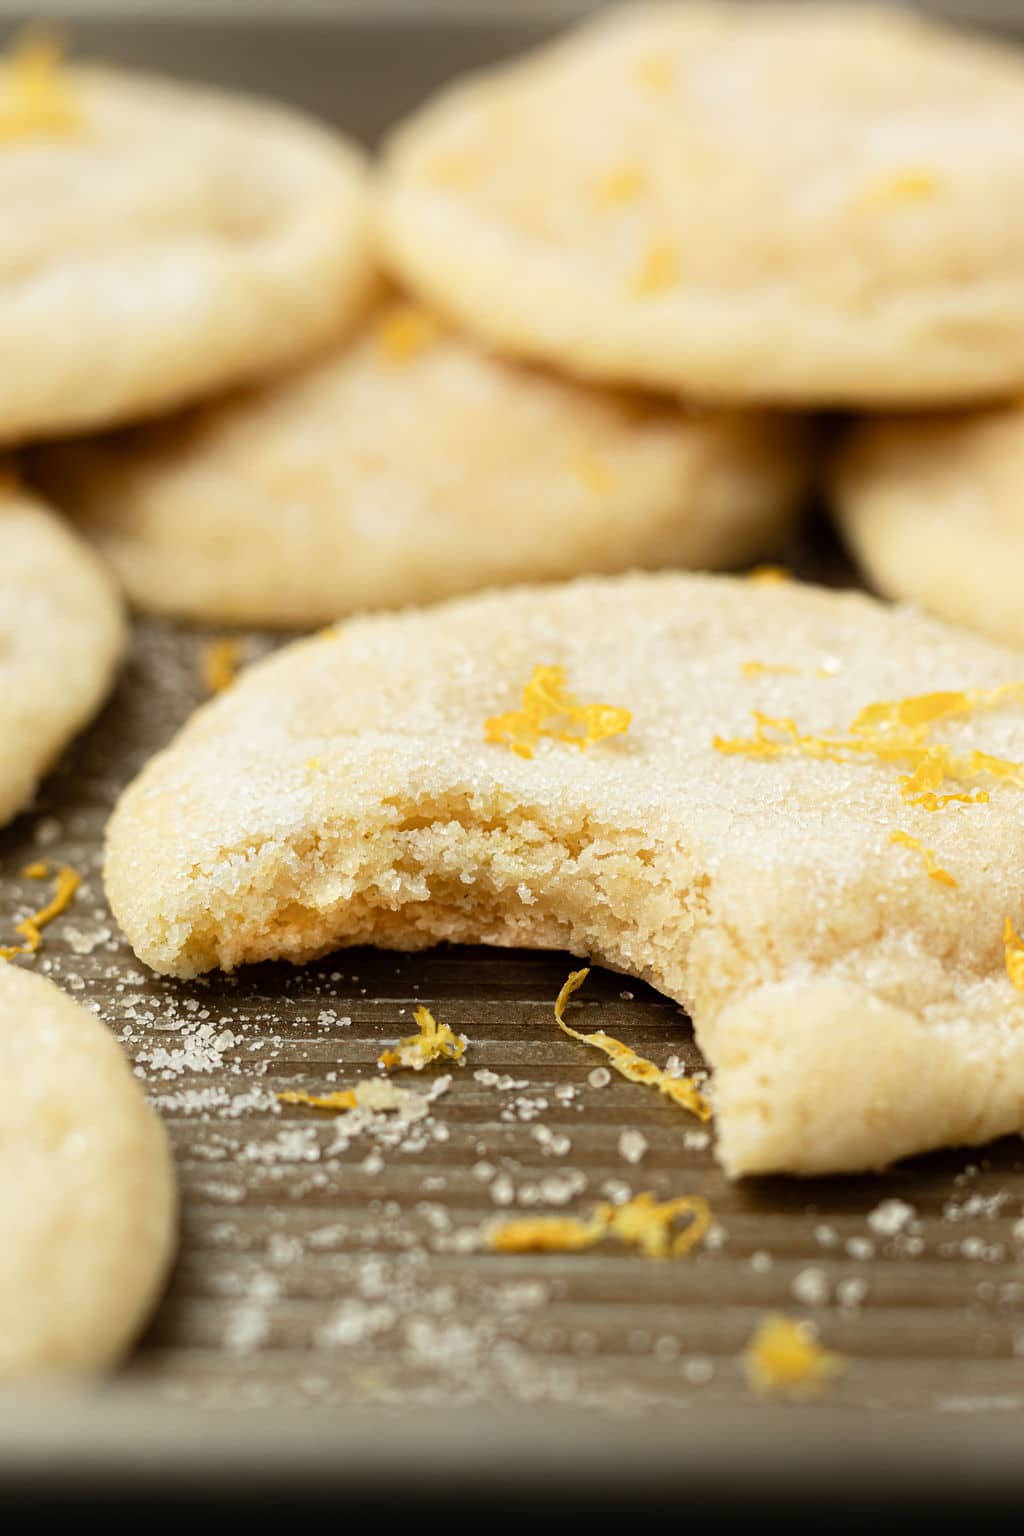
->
<box><xmin>10</xmin><ymin>3</ymin><xmax>1024</xmax><ymax>1382</ymax></box>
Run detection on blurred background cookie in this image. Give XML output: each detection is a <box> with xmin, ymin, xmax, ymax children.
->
<box><xmin>0</xmin><ymin>476</ymin><xmax>123</xmax><ymax>827</ymax></box>
<box><xmin>33</xmin><ymin>295</ymin><xmax>810</xmax><ymax>629</ymax></box>
<box><xmin>0</xmin><ymin>962</ymin><xmax>176</xmax><ymax>1378</ymax></box>
<box><xmin>0</xmin><ymin>32</ymin><xmax>371</xmax><ymax>443</ymax></box>
<box><xmin>378</xmin><ymin>2</ymin><xmax>1024</xmax><ymax>407</ymax></box>
<box><xmin>833</xmin><ymin>404</ymin><xmax>1024</xmax><ymax>650</ymax></box>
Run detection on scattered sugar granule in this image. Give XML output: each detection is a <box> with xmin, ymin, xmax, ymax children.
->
<box><xmin>489</xmin><ymin>1174</ymin><xmax>515</xmax><ymax>1207</ymax></box>
<box><xmin>791</xmin><ymin>1267</ymin><xmax>830</xmax><ymax>1308</ymax></box>
<box><xmin>316</xmin><ymin>1300</ymin><xmax>396</xmax><ymax>1349</ymax></box>
<box><xmin>868</xmin><ymin>1198</ymin><xmax>916</xmax><ymax>1237</ymax></box>
<box><xmin>836</xmin><ymin>1277</ymin><xmax>869</xmax><ymax>1311</ymax></box>
<box><xmin>683</xmin><ymin>1357</ymin><xmax>714</xmax><ymax>1386</ymax></box>
<box><xmin>618</xmin><ymin>1129</ymin><xmax>648</xmax><ymax>1165</ymax></box>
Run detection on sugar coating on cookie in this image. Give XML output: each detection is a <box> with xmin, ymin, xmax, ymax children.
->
<box><xmin>34</xmin><ymin>297</ymin><xmax>808</xmax><ymax>627</ymax></box>
<box><xmin>834</xmin><ymin>406</ymin><xmax>1024</xmax><ymax>651</ymax></box>
<box><xmin>0</xmin><ymin>962</ymin><xmax>176</xmax><ymax>1376</ymax></box>
<box><xmin>106</xmin><ymin>571</ymin><xmax>1024</xmax><ymax>1177</ymax></box>
<box><xmin>378</xmin><ymin>2</ymin><xmax>1024</xmax><ymax>406</ymax></box>
<box><xmin>0</xmin><ymin>47</ymin><xmax>372</xmax><ymax>442</ymax></box>
<box><xmin>0</xmin><ymin>480</ymin><xmax>124</xmax><ymax>828</ymax></box>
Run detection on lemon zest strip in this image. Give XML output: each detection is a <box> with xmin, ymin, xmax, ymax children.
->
<box><xmin>595</xmin><ymin>164</ymin><xmax>646</xmax><ymax>206</ymax></box>
<box><xmin>714</xmin><ymin>685</ymin><xmax>1024</xmax><ymax>806</ymax></box>
<box><xmin>0</xmin><ymin>29</ymin><xmax>80</xmax><ymax>144</ymax></box>
<box><xmin>554</xmin><ymin>968</ymin><xmax>710</xmax><ymax>1121</ymax></box>
<box><xmin>745</xmin><ymin>1314</ymin><xmax>845</xmax><ymax>1397</ymax></box>
<box><xmin>375</xmin><ymin>303</ymin><xmax>442</xmax><ymax>364</ymax></box>
<box><xmin>0</xmin><ymin>863</ymin><xmax>81</xmax><ymax>961</ymax></box>
<box><xmin>631</xmin><ymin>237</ymin><xmax>680</xmax><ymax>296</ymax></box>
<box><xmin>485</xmin><ymin>664</ymin><xmax>631</xmax><ymax>760</ymax></box>
<box><xmin>488</xmin><ymin>1191</ymin><xmax>711</xmax><ymax>1260</ymax></box>
<box><xmin>278</xmin><ymin>1078</ymin><xmax>409</xmax><ymax>1114</ymax></box>
<box><xmin>1004</xmin><ymin>918</ymin><xmax>1024</xmax><ymax>992</ymax></box>
<box><xmin>889</xmin><ymin>830</ymin><xmax>957</xmax><ymax>889</ymax></box>
<box><xmin>201</xmin><ymin>638</ymin><xmax>244</xmax><ymax>695</ymax></box>
<box><xmin>378</xmin><ymin>1004</ymin><xmax>466</xmax><ymax>1072</ymax></box>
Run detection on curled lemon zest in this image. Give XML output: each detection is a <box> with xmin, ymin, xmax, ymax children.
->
<box><xmin>742</xmin><ymin>659</ymin><xmax>840</xmax><ymax>681</ymax></box>
<box><xmin>201</xmin><ymin>637</ymin><xmax>243</xmax><ymax>695</ymax></box>
<box><xmin>375</xmin><ymin>302</ymin><xmax>442</xmax><ymax>364</ymax></box>
<box><xmin>0</xmin><ymin>29</ymin><xmax>79</xmax><ymax>144</ymax></box>
<box><xmin>425</xmin><ymin>150</ymin><xmax>479</xmax><ymax>187</ymax></box>
<box><xmin>0</xmin><ymin>862</ymin><xmax>81</xmax><ymax>961</ymax></box>
<box><xmin>599</xmin><ymin>1191</ymin><xmax>712</xmax><ymax>1259</ymax></box>
<box><xmin>279</xmin><ymin>1087</ymin><xmax>358</xmax><ymax>1112</ymax></box>
<box><xmin>714</xmin><ymin>684</ymin><xmax>1024</xmax><ymax>806</ymax></box>
<box><xmin>860</xmin><ymin>168</ymin><xmax>940</xmax><ymax>208</ymax></box>
<box><xmin>595</xmin><ymin>164</ymin><xmax>646</xmax><ymax>206</ymax></box>
<box><xmin>485</xmin><ymin>664</ymin><xmax>631</xmax><ymax>760</ymax></box>
<box><xmin>635</xmin><ymin>53</ymin><xmax>674</xmax><ymax>93</ymax></box>
<box><xmin>1004</xmin><ymin>918</ymin><xmax>1024</xmax><ymax>992</ymax></box>
<box><xmin>488</xmin><ymin>1191</ymin><xmax>711</xmax><ymax>1260</ymax></box>
<box><xmin>741</xmin><ymin>660</ymin><xmax>801</xmax><ymax>679</ymax></box>
<box><xmin>571</xmin><ymin>452</ymin><xmax>618</xmax><ymax>495</ymax></box>
<box><xmin>488</xmin><ymin>1214</ymin><xmax>607</xmax><ymax>1254</ymax></box>
<box><xmin>631</xmin><ymin>237</ymin><xmax>680</xmax><ymax>296</ymax></box>
<box><xmin>901</xmin><ymin>787</ymin><xmax>989</xmax><ymax>813</ymax></box>
<box><xmin>889</xmin><ymin>830</ymin><xmax>957</xmax><ymax>889</ymax></box>
<box><xmin>279</xmin><ymin>1078</ymin><xmax>408</xmax><ymax>1114</ymax></box>
<box><xmin>554</xmin><ymin>968</ymin><xmax>711</xmax><ymax>1121</ymax></box>
<box><xmin>378</xmin><ymin>1004</ymin><xmax>466</xmax><ymax>1072</ymax></box>
<box><xmin>745</xmin><ymin>1315</ymin><xmax>845</xmax><ymax>1398</ymax></box>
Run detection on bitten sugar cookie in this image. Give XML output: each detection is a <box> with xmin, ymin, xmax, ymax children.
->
<box><xmin>106</xmin><ymin>572</ymin><xmax>1024</xmax><ymax>1177</ymax></box>
<box><xmin>833</xmin><ymin>406</ymin><xmax>1024</xmax><ymax>651</ymax></box>
<box><xmin>378</xmin><ymin>3</ymin><xmax>1024</xmax><ymax>406</ymax></box>
<box><xmin>0</xmin><ymin>481</ymin><xmax>124</xmax><ymax>828</ymax></box>
<box><xmin>0</xmin><ymin>37</ymin><xmax>371</xmax><ymax>442</ymax></box>
<box><xmin>0</xmin><ymin>962</ymin><xmax>176</xmax><ymax>1376</ymax></box>
<box><xmin>35</xmin><ymin>299</ymin><xmax>807</xmax><ymax>627</ymax></box>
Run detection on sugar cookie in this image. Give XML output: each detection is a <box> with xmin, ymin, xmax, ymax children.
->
<box><xmin>833</xmin><ymin>405</ymin><xmax>1024</xmax><ymax>650</ymax></box>
<box><xmin>105</xmin><ymin>572</ymin><xmax>1024</xmax><ymax>1177</ymax></box>
<box><xmin>0</xmin><ymin>38</ymin><xmax>371</xmax><ymax>441</ymax></box>
<box><xmin>378</xmin><ymin>3</ymin><xmax>1024</xmax><ymax>406</ymax></box>
<box><xmin>34</xmin><ymin>298</ymin><xmax>808</xmax><ymax>627</ymax></box>
<box><xmin>0</xmin><ymin>480</ymin><xmax>124</xmax><ymax>828</ymax></box>
<box><xmin>0</xmin><ymin>962</ymin><xmax>176</xmax><ymax>1376</ymax></box>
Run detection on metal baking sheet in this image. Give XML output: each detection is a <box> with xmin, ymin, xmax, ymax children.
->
<box><xmin>2</xmin><ymin>0</ymin><xmax>1024</xmax><ymax>1508</ymax></box>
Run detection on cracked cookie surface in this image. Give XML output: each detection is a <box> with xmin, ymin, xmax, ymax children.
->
<box><xmin>106</xmin><ymin>571</ymin><xmax>1024</xmax><ymax>1176</ymax></box>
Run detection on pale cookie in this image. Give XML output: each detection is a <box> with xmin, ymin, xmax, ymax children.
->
<box><xmin>106</xmin><ymin>572</ymin><xmax>1024</xmax><ymax>1178</ymax></box>
<box><xmin>377</xmin><ymin>2</ymin><xmax>1024</xmax><ymax>407</ymax></box>
<box><xmin>0</xmin><ymin>480</ymin><xmax>124</xmax><ymax>828</ymax></box>
<box><xmin>34</xmin><ymin>298</ymin><xmax>808</xmax><ymax>627</ymax></box>
<box><xmin>0</xmin><ymin>38</ymin><xmax>371</xmax><ymax>442</ymax></box>
<box><xmin>0</xmin><ymin>962</ymin><xmax>176</xmax><ymax>1376</ymax></box>
<box><xmin>833</xmin><ymin>406</ymin><xmax>1024</xmax><ymax>650</ymax></box>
